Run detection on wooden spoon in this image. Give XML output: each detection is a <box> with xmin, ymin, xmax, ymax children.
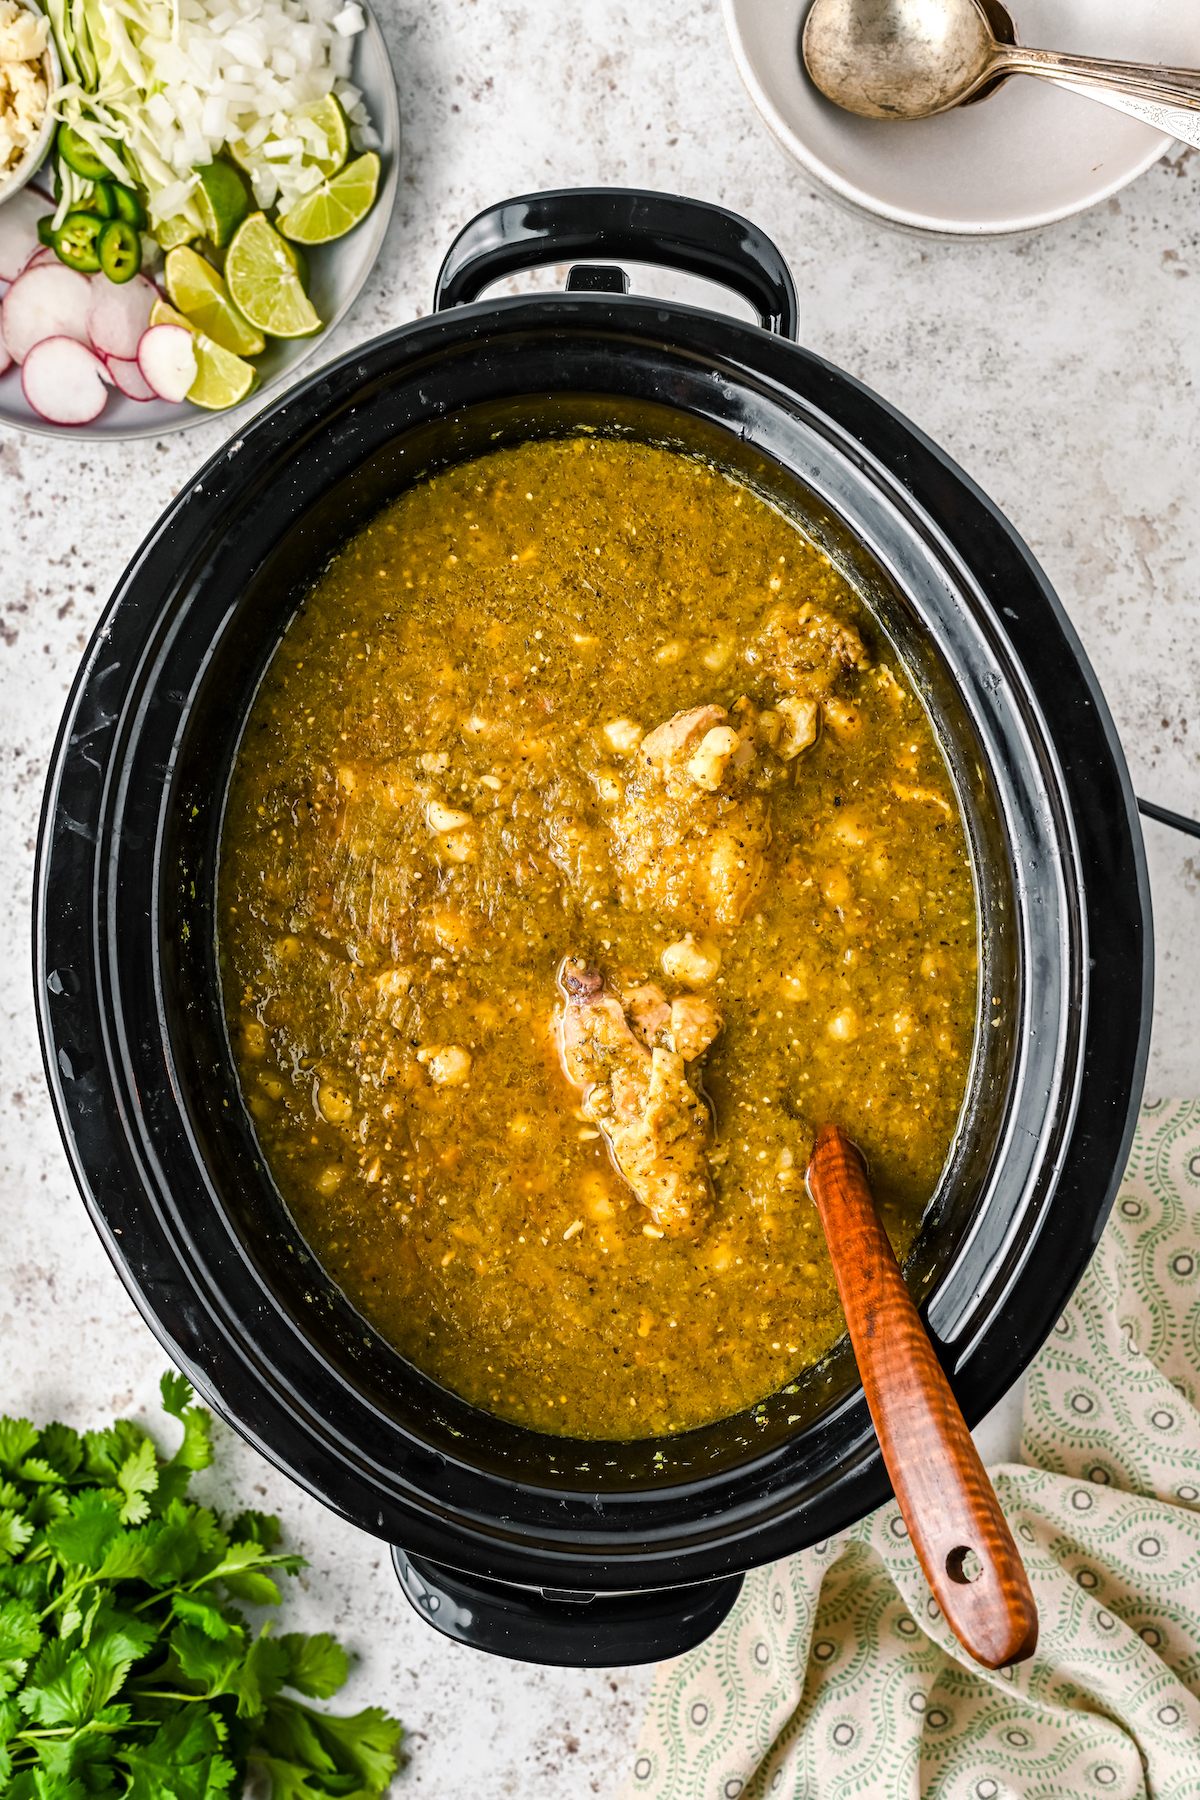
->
<box><xmin>806</xmin><ymin>1124</ymin><xmax>1038</xmax><ymax>1669</ymax></box>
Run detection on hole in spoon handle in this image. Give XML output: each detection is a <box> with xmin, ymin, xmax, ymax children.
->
<box><xmin>806</xmin><ymin>1124</ymin><xmax>1038</xmax><ymax>1669</ymax></box>
<box><xmin>945</xmin><ymin>1545</ymin><xmax>984</xmax><ymax>1585</ymax></box>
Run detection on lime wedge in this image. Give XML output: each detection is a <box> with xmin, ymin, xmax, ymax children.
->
<box><xmin>150</xmin><ymin>299</ymin><xmax>195</xmax><ymax>330</ymax></box>
<box><xmin>277</xmin><ymin>152</ymin><xmax>381</xmax><ymax>246</ymax></box>
<box><xmin>154</xmin><ymin>213</ymin><xmax>198</xmax><ymax>251</ymax></box>
<box><xmin>225</xmin><ymin>213</ymin><xmax>323</xmax><ymax>338</ymax></box>
<box><xmin>293</xmin><ymin>95</ymin><xmax>350</xmax><ymax>178</ymax></box>
<box><xmin>187</xmin><ymin>338</ymin><xmax>259</xmax><ymax>411</ymax></box>
<box><xmin>148</xmin><ymin>299</ymin><xmax>259</xmax><ymax>409</ymax></box>
<box><xmin>192</xmin><ymin>160</ymin><xmax>251</xmax><ymax>248</ymax></box>
<box><xmin>166</xmin><ymin>245</ymin><xmax>265</xmax><ymax>356</ymax></box>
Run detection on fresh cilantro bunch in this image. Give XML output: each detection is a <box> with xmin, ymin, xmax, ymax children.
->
<box><xmin>0</xmin><ymin>1374</ymin><xmax>403</xmax><ymax>1800</ymax></box>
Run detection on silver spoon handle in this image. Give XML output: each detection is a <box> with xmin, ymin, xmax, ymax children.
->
<box><xmin>993</xmin><ymin>45</ymin><xmax>1200</xmax><ymax>114</ymax></box>
<box><xmin>1040</xmin><ymin>80</ymin><xmax>1200</xmax><ymax>151</ymax></box>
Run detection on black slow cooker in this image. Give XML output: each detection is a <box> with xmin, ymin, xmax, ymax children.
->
<box><xmin>34</xmin><ymin>189</ymin><xmax>1151</xmax><ymax>1668</ymax></box>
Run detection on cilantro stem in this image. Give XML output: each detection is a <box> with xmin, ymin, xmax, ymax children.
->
<box><xmin>37</xmin><ymin>1574</ymin><xmax>91</xmax><ymax>1621</ymax></box>
<box><xmin>121</xmin><ymin>1689</ymin><xmax>207</xmax><ymax>1702</ymax></box>
<box><xmin>15</xmin><ymin>1723</ymin><xmax>130</xmax><ymax>1740</ymax></box>
<box><xmin>132</xmin><ymin>1587</ymin><xmax>175</xmax><ymax>1612</ymax></box>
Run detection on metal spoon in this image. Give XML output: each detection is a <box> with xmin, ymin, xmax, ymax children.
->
<box><xmin>803</xmin><ymin>0</ymin><xmax>1200</xmax><ymax>150</ymax></box>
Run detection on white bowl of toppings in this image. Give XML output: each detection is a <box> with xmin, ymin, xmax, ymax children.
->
<box><xmin>0</xmin><ymin>0</ymin><xmax>60</xmax><ymax>205</ymax></box>
<box><xmin>0</xmin><ymin>0</ymin><xmax>397</xmax><ymax>436</ymax></box>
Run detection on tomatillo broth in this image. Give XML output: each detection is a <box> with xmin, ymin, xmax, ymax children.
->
<box><xmin>219</xmin><ymin>437</ymin><xmax>978</xmax><ymax>1440</ymax></box>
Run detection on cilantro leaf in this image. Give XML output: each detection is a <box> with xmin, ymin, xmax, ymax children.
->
<box><xmin>21</xmin><ymin>1609</ymin><xmax>154</xmax><ymax>1730</ymax></box>
<box><xmin>159</xmin><ymin>1372</ymin><xmax>195</xmax><ymax>1421</ymax></box>
<box><xmin>171</xmin><ymin>1592</ymin><xmax>239</xmax><ymax>1641</ymax></box>
<box><xmin>0</xmin><ymin>1507</ymin><xmax>35</xmax><ymax>1567</ymax></box>
<box><xmin>246</xmin><ymin>1753</ymin><xmax>324</xmax><ymax>1800</ymax></box>
<box><xmin>82</xmin><ymin>1422</ymin><xmax>148</xmax><ymax>1487</ymax></box>
<box><xmin>169</xmin><ymin>1411</ymin><xmax>214</xmax><ymax>1478</ymax></box>
<box><xmin>35</xmin><ymin>1425</ymin><xmax>84</xmax><ymax>1482</ymax></box>
<box><xmin>229</xmin><ymin>1630</ymin><xmax>292</xmax><ymax>1719</ymax></box>
<box><xmin>0</xmin><ymin>1420</ymin><xmax>40</xmax><ymax>1475</ymax></box>
<box><xmin>220</xmin><ymin>1569</ymin><xmax>282</xmax><ymax>1606</ymax></box>
<box><xmin>0</xmin><ymin>1598</ymin><xmax>43</xmax><ymax>1677</ymax></box>
<box><xmin>114</xmin><ymin>1439</ymin><xmax>159</xmax><ymax>1527</ymax></box>
<box><xmin>0</xmin><ymin>1561</ymin><xmax>52</xmax><ymax>1606</ymax></box>
<box><xmin>0</xmin><ymin>1597</ymin><xmax>43</xmax><ymax>1695</ymax></box>
<box><xmin>279</xmin><ymin>1633</ymin><xmax>349</xmax><ymax>1701</ymax></box>
<box><xmin>8</xmin><ymin>1769</ymin><xmax>93</xmax><ymax>1800</ymax></box>
<box><xmin>159</xmin><ymin>1373</ymin><xmax>214</xmax><ymax>1479</ymax></box>
<box><xmin>59</xmin><ymin>1598</ymin><xmax>84</xmax><ymax>1641</ymax></box>
<box><xmin>187</xmin><ymin>1505</ymin><xmax>226</xmax><ymax>1559</ymax></box>
<box><xmin>45</xmin><ymin>1492</ymin><xmax>122</xmax><ymax>1570</ymax></box>
<box><xmin>82</xmin><ymin>1605</ymin><xmax>157</xmax><ymax>1709</ymax></box>
<box><xmin>303</xmin><ymin>1706</ymin><xmax>403</xmax><ymax>1792</ymax></box>
<box><xmin>25</xmin><ymin>1488</ymin><xmax>72</xmax><ymax>1528</ymax></box>
<box><xmin>149</xmin><ymin>1500</ymin><xmax>225</xmax><ymax>1589</ymax></box>
<box><xmin>0</xmin><ymin>1694</ymin><xmax>20</xmax><ymax>1784</ymax></box>
<box><xmin>230</xmin><ymin>1511</ymin><xmax>281</xmax><ymax>1550</ymax></box>
<box><xmin>19</xmin><ymin>1640</ymin><xmax>91</xmax><ymax>1726</ymax></box>
<box><xmin>24</xmin><ymin>1710</ymin><xmax>125</xmax><ymax>1786</ymax></box>
<box><xmin>93</xmin><ymin>1526</ymin><xmax>163</xmax><ymax>1586</ymax></box>
<box><xmin>120</xmin><ymin>1705</ymin><xmax>236</xmax><ymax>1800</ymax></box>
<box><xmin>19</xmin><ymin>1459</ymin><xmax>65</xmax><ymax>1487</ymax></box>
<box><xmin>258</xmin><ymin>1696</ymin><xmax>337</xmax><ymax>1772</ymax></box>
<box><xmin>169</xmin><ymin>1621</ymin><xmax>245</xmax><ymax>1694</ymax></box>
<box><xmin>200</xmin><ymin>1540</ymin><xmax>305</xmax><ymax>1605</ymax></box>
<box><xmin>77</xmin><ymin>1588</ymin><xmax>105</xmax><ymax>1649</ymax></box>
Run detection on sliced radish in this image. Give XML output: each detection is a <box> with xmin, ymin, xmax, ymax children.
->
<box><xmin>21</xmin><ymin>336</ymin><xmax>110</xmax><ymax>425</ymax></box>
<box><xmin>25</xmin><ymin>247</ymin><xmax>58</xmax><ymax>269</ymax></box>
<box><xmin>137</xmin><ymin>323</ymin><xmax>196</xmax><ymax>403</ymax></box>
<box><xmin>87</xmin><ymin>273</ymin><xmax>157</xmax><ymax>361</ymax></box>
<box><xmin>0</xmin><ymin>308</ymin><xmax>10</xmax><ymax>379</ymax></box>
<box><xmin>0</xmin><ymin>189</ymin><xmax>54</xmax><ymax>282</ymax></box>
<box><xmin>105</xmin><ymin>354</ymin><xmax>155</xmax><ymax>401</ymax></box>
<box><xmin>1</xmin><ymin>262</ymin><xmax>93</xmax><ymax>364</ymax></box>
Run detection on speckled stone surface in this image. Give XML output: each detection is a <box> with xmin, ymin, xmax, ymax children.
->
<box><xmin>2</xmin><ymin>4</ymin><xmax>1198</xmax><ymax>1794</ymax></box>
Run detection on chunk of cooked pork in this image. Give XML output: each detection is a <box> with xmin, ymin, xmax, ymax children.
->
<box><xmin>609</xmin><ymin>705</ymin><xmax>771</xmax><ymax>930</ymax></box>
<box><xmin>558</xmin><ymin>958</ymin><xmax>716</xmax><ymax>1238</ymax></box>
<box><xmin>743</xmin><ymin>601</ymin><xmax>869</xmax><ymax>699</ymax></box>
<box><xmin>668</xmin><ymin>993</ymin><xmax>723</xmax><ymax>1061</ymax></box>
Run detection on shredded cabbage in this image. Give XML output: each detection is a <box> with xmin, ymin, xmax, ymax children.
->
<box><xmin>46</xmin><ymin>0</ymin><xmax>379</xmax><ymax>242</ymax></box>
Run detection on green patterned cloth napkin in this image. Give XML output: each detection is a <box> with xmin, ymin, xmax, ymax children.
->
<box><xmin>618</xmin><ymin>1100</ymin><xmax>1200</xmax><ymax>1800</ymax></box>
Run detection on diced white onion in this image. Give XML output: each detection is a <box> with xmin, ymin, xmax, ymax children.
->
<box><xmin>54</xmin><ymin>0</ymin><xmax>383</xmax><ymax>240</ymax></box>
<box><xmin>200</xmin><ymin>92</ymin><xmax>227</xmax><ymax>135</ymax></box>
<box><xmin>148</xmin><ymin>176</ymin><xmax>199</xmax><ymax>219</ymax></box>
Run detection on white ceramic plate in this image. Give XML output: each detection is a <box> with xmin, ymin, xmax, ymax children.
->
<box><xmin>723</xmin><ymin>0</ymin><xmax>1198</xmax><ymax>237</ymax></box>
<box><xmin>0</xmin><ymin>1</ymin><xmax>399</xmax><ymax>439</ymax></box>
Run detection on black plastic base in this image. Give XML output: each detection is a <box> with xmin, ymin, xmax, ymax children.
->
<box><xmin>392</xmin><ymin>1548</ymin><xmax>744</xmax><ymax>1666</ymax></box>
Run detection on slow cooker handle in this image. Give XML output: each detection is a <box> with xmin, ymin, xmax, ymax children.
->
<box><xmin>433</xmin><ymin>187</ymin><xmax>800</xmax><ymax>339</ymax></box>
<box><xmin>393</xmin><ymin>1546</ymin><xmax>746</xmax><ymax>1667</ymax></box>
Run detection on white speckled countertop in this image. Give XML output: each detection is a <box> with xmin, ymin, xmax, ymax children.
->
<box><xmin>2</xmin><ymin>3</ymin><xmax>1199</xmax><ymax>1793</ymax></box>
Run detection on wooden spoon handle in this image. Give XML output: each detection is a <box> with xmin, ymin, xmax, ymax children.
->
<box><xmin>806</xmin><ymin>1125</ymin><xmax>1038</xmax><ymax>1670</ymax></box>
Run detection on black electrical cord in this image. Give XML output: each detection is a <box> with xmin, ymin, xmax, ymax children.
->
<box><xmin>1137</xmin><ymin>798</ymin><xmax>1200</xmax><ymax>842</ymax></box>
